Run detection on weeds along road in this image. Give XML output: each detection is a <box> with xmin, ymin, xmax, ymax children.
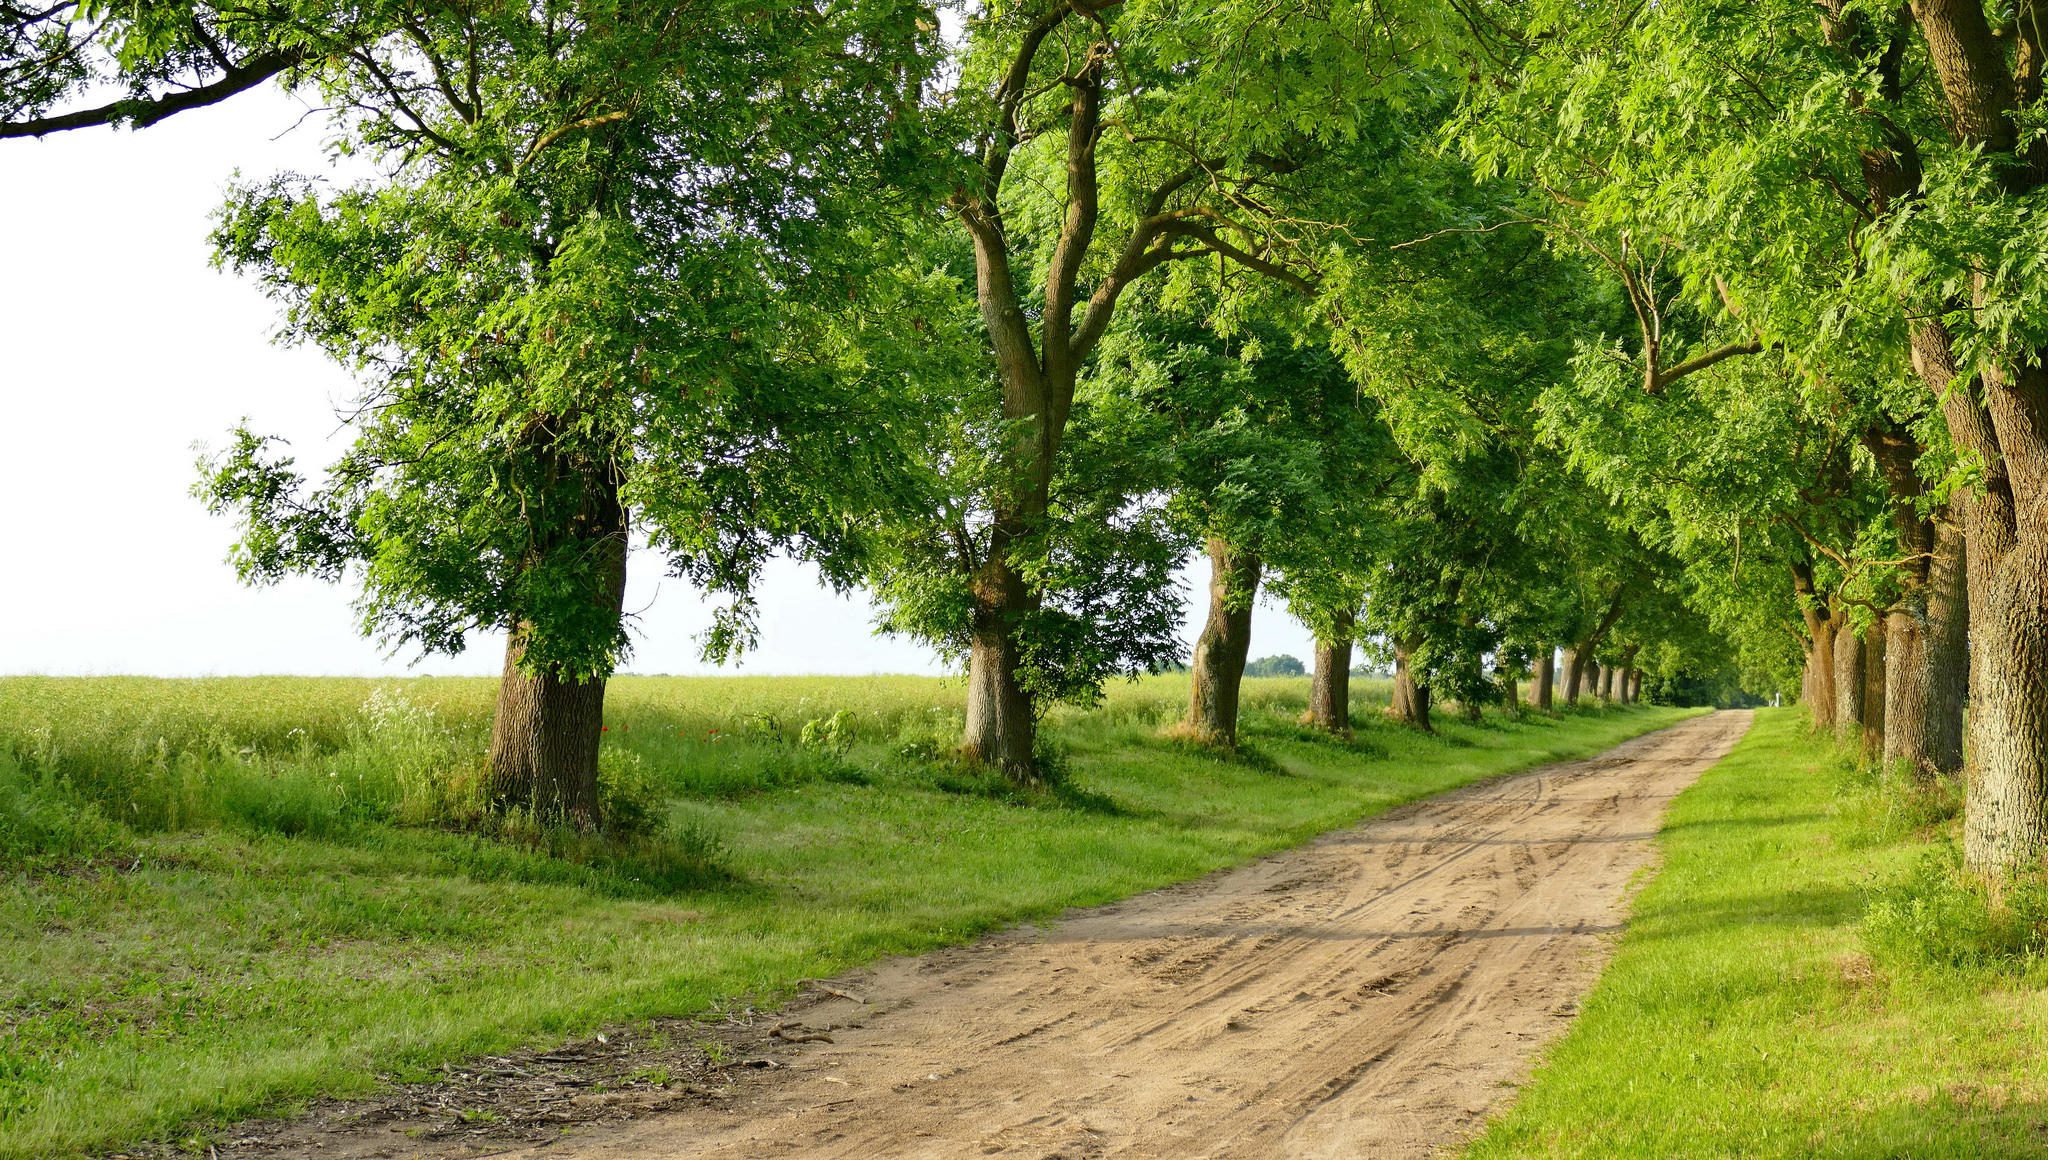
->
<box><xmin>425</xmin><ymin>709</ymin><xmax>1746</xmax><ymax>1160</ymax></box>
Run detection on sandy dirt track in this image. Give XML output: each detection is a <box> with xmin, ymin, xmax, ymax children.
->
<box><xmin>477</xmin><ymin>710</ymin><xmax>1751</xmax><ymax>1160</ymax></box>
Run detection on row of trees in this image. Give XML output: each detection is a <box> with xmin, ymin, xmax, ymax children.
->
<box><xmin>10</xmin><ymin>0</ymin><xmax>2043</xmax><ymax>874</ymax></box>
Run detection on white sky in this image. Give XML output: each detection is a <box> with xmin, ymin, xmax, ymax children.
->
<box><xmin>0</xmin><ymin>90</ymin><xmax>1318</xmax><ymax>677</ymax></box>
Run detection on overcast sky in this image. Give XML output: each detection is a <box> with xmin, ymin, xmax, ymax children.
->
<box><xmin>0</xmin><ymin>90</ymin><xmax>1319</xmax><ymax>678</ymax></box>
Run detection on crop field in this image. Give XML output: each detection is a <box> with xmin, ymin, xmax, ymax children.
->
<box><xmin>0</xmin><ymin>673</ymin><xmax>1688</xmax><ymax>1157</ymax></box>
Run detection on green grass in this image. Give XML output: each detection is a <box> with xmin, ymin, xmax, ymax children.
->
<box><xmin>0</xmin><ymin>673</ymin><xmax>1693</xmax><ymax>1158</ymax></box>
<box><xmin>1461</xmin><ymin>707</ymin><xmax>2048</xmax><ymax>1159</ymax></box>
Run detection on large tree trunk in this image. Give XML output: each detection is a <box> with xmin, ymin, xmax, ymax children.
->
<box><xmin>963</xmin><ymin>614</ymin><xmax>1037</xmax><ymax>777</ymax></box>
<box><xmin>1901</xmin><ymin>0</ymin><xmax>2048</xmax><ymax>868</ymax></box>
<box><xmin>1803</xmin><ymin>622</ymin><xmax>1838</xmax><ymax>734</ymax></box>
<box><xmin>1309</xmin><ymin>610</ymin><xmax>1354</xmax><ymax>737</ymax></box>
<box><xmin>1835</xmin><ymin>625</ymin><xmax>1867</xmax><ymax>742</ymax></box>
<box><xmin>1595</xmin><ymin>663</ymin><xmax>1613</xmax><ymax>703</ymax></box>
<box><xmin>1559</xmin><ymin>647</ymin><xmax>1583</xmax><ymax>705</ymax></box>
<box><xmin>1627</xmin><ymin>669</ymin><xmax>1643</xmax><ymax>703</ymax></box>
<box><xmin>1389</xmin><ymin>635</ymin><xmax>1432</xmax><ymax>731</ymax></box>
<box><xmin>1532</xmin><ymin>647</ymin><xmax>1554</xmax><ymax>710</ymax></box>
<box><xmin>1862</xmin><ymin>625</ymin><xmax>1888</xmax><ymax>764</ymax></box>
<box><xmin>1920</xmin><ymin>514</ymin><xmax>1970</xmax><ymax>773</ymax></box>
<box><xmin>487</xmin><ymin>645</ymin><xmax>611</xmax><ymax>827</ymax></box>
<box><xmin>1965</xmin><ymin>532</ymin><xmax>2048</xmax><ymax>867</ymax></box>
<box><xmin>1870</xmin><ymin>437</ymin><xmax>1968</xmax><ymax>775</ymax></box>
<box><xmin>1185</xmin><ymin>538</ymin><xmax>1263</xmax><ymax>748</ymax></box>
<box><xmin>485</xmin><ymin>456</ymin><xmax>629</xmax><ymax>830</ymax></box>
<box><xmin>1793</xmin><ymin>560</ymin><xmax>1840</xmax><ymax>734</ymax></box>
<box><xmin>1616</xmin><ymin>645</ymin><xmax>1640</xmax><ymax>704</ymax></box>
<box><xmin>1909</xmin><ymin>321</ymin><xmax>2043</xmax><ymax>865</ymax></box>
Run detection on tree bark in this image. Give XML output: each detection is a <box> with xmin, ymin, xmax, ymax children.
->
<box><xmin>1626</xmin><ymin>669</ymin><xmax>1643</xmax><ymax>703</ymax></box>
<box><xmin>485</xmin><ymin>452</ymin><xmax>629</xmax><ymax>830</ymax></box>
<box><xmin>1835</xmin><ymin>624</ymin><xmax>1867</xmax><ymax>742</ymax></box>
<box><xmin>1532</xmin><ymin>647</ymin><xmax>1554</xmax><ymax>710</ymax></box>
<box><xmin>1792</xmin><ymin>560</ymin><xmax>1840</xmax><ymax>733</ymax></box>
<box><xmin>1903</xmin><ymin>0</ymin><xmax>2048</xmax><ymax>869</ymax></box>
<box><xmin>1920</xmin><ymin>513</ymin><xmax>1970</xmax><ymax>773</ymax></box>
<box><xmin>963</xmin><ymin>590</ymin><xmax>1038</xmax><ymax>779</ymax></box>
<box><xmin>1868</xmin><ymin>425</ymin><xmax>1969</xmax><ymax>776</ymax></box>
<box><xmin>1389</xmin><ymin>636</ymin><xmax>1432</xmax><ymax>731</ymax></box>
<box><xmin>1616</xmin><ymin>645</ymin><xmax>1640</xmax><ymax>704</ymax></box>
<box><xmin>1595</xmin><ymin>663</ymin><xmax>1613</xmax><ymax>703</ymax></box>
<box><xmin>1185</xmin><ymin>538</ymin><xmax>1263</xmax><ymax>748</ymax></box>
<box><xmin>1308</xmin><ymin>611</ymin><xmax>1354</xmax><ymax>737</ymax></box>
<box><xmin>1559</xmin><ymin>646</ymin><xmax>1583</xmax><ymax>705</ymax></box>
<box><xmin>1862</xmin><ymin>624</ymin><xmax>1888</xmax><ymax>764</ymax></box>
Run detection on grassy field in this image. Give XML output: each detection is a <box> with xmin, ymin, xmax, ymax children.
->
<box><xmin>1461</xmin><ymin>707</ymin><xmax>2048</xmax><ymax>1159</ymax></box>
<box><xmin>0</xmin><ymin>672</ymin><xmax>1691</xmax><ymax>1157</ymax></box>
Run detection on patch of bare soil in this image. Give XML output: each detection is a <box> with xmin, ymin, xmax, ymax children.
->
<box><xmin>169</xmin><ymin>711</ymin><xmax>1750</xmax><ymax>1160</ymax></box>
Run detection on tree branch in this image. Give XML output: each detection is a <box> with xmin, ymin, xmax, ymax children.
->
<box><xmin>0</xmin><ymin>45</ymin><xmax>313</xmax><ymax>138</ymax></box>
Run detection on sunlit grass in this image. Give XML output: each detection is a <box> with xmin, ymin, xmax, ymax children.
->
<box><xmin>0</xmin><ymin>673</ymin><xmax>1690</xmax><ymax>1157</ymax></box>
<box><xmin>1461</xmin><ymin>708</ymin><xmax>2048</xmax><ymax>1159</ymax></box>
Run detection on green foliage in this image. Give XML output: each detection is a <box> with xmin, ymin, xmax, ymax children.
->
<box><xmin>0</xmin><ymin>752</ymin><xmax>125</xmax><ymax>868</ymax></box>
<box><xmin>197</xmin><ymin>1</ymin><xmax>944</xmax><ymax>680</ymax></box>
<box><xmin>1244</xmin><ymin>655</ymin><xmax>1306</xmax><ymax>678</ymax></box>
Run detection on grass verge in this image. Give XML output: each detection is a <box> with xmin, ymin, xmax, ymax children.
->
<box><xmin>1</xmin><ymin>674</ymin><xmax>1693</xmax><ymax>1157</ymax></box>
<box><xmin>1461</xmin><ymin>707</ymin><xmax>2048</xmax><ymax>1159</ymax></box>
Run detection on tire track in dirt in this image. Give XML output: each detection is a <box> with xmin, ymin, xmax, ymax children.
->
<box><xmin>477</xmin><ymin>710</ymin><xmax>1750</xmax><ymax>1160</ymax></box>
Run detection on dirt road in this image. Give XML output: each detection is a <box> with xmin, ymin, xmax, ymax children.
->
<box><xmin>469</xmin><ymin>709</ymin><xmax>1747</xmax><ymax>1160</ymax></box>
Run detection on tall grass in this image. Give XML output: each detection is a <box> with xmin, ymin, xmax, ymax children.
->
<box><xmin>0</xmin><ymin>673</ymin><xmax>1382</xmax><ymax>845</ymax></box>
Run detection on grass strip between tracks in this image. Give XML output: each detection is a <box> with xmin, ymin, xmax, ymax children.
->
<box><xmin>3</xmin><ymin>676</ymin><xmax>1694</xmax><ymax>1158</ymax></box>
<box><xmin>1463</xmin><ymin>706</ymin><xmax>2048</xmax><ymax>1159</ymax></box>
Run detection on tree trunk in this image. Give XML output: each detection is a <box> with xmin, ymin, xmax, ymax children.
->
<box><xmin>1559</xmin><ymin>646</ymin><xmax>1583</xmax><ymax>705</ymax></box>
<box><xmin>1964</xmin><ymin>532</ymin><xmax>2048</xmax><ymax>868</ymax></box>
<box><xmin>1922</xmin><ymin>513</ymin><xmax>1970</xmax><ymax>773</ymax></box>
<box><xmin>1499</xmin><ymin>666</ymin><xmax>1519</xmax><ymax>713</ymax></box>
<box><xmin>1896</xmin><ymin>9</ymin><xmax>2048</xmax><ymax>867</ymax></box>
<box><xmin>1627</xmin><ymin>669</ymin><xmax>1643</xmax><ymax>704</ymax></box>
<box><xmin>963</xmin><ymin>519</ymin><xmax>1040</xmax><ymax>778</ymax></box>
<box><xmin>1185</xmin><ymin>538</ymin><xmax>1263</xmax><ymax>748</ymax></box>
<box><xmin>1862</xmin><ymin>624</ymin><xmax>1888</xmax><ymax>764</ymax></box>
<box><xmin>1389</xmin><ymin>636</ymin><xmax>1432</xmax><ymax>731</ymax></box>
<box><xmin>1803</xmin><ymin>621</ymin><xmax>1839</xmax><ymax>734</ymax></box>
<box><xmin>1594</xmin><ymin>663</ymin><xmax>1612</xmax><ymax>703</ymax></box>
<box><xmin>1868</xmin><ymin>424</ymin><xmax>1965</xmax><ymax>776</ymax></box>
<box><xmin>964</xmin><ymin>612</ymin><xmax>1037</xmax><ymax>779</ymax></box>
<box><xmin>1616</xmin><ymin>645</ymin><xmax>1641</xmax><ymax>704</ymax></box>
<box><xmin>485</xmin><ymin>458</ymin><xmax>629</xmax><ymax>830</ymax></box>
<box><xmin>1532</xmin><ymin>647</ymin><xmax>1554</xmax><ymax>710</ymax></box>
<box><xmin>1835</xmin><ymin>625</ymin><xmax>1867</xmax><ymax>742</ymax></box>
<box><xmin>1308</xmin><ymin>611</ymin><xmax>1354</xmax><ymax>737</ymax></box>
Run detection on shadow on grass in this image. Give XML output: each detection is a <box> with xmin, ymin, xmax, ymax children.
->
<box><xmin>1630</xmin><ymin>884</ymin><xmax>1868</xmax><ymax>942</ymax></box>
<box><xmin>350</xmin><ymin>824</ymin><xmax>750</xmax><ymax>900</ymax></box>
<box><xmin>919</xmin><ymin>767</ymin><xmax>1142</xmax><ymax>818</ymax></box>
<box><xmin>1789</xmin><ymin>1097</ymin><xmax>2048</xmax><ymax>1158</ymax></box>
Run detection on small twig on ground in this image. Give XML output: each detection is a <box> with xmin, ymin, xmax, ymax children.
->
<box><xmin>799</xmin><ymin>978</ymin><xmax>868</xmax><ymax>1004</ymax></box>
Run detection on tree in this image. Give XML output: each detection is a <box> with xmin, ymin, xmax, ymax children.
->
<box><xmin>893</xmin><ymin>0</ymin><xmax>1432</xmax><ymax>777</ymax></box>
<box><xmin>1085</xmin><ymin>301</ymin><xmax>1383</xmax><ymax>748</ymax></box>
<box><xmin>1456</xmin><ymin>0</ymin><xmax>2048</xmax><ymax>866</ymax></box>
<box><xmin>200</xmin><ymin>0</ymin><xmax>938</xmax><ymax>825</ymax></box>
